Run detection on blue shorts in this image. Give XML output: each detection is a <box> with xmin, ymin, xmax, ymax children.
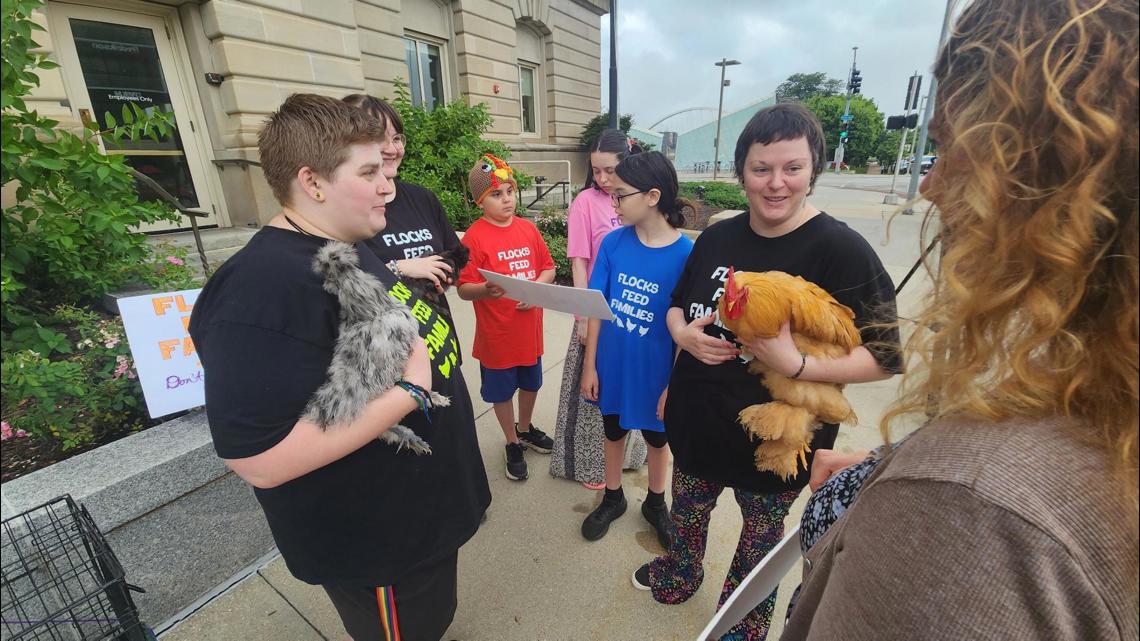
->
<box><xmin>479</xmin><ymin>359</ymin><xmax>542</xmax><ymax>403</ymax></box>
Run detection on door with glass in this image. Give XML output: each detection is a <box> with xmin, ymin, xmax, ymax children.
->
<box><xmin>50</xmin><ymin>4</ymin><xmax>218</xmax><ymax>231</ymax></box>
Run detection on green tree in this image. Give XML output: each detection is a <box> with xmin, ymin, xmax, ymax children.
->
<box><xmin>872</xmin><ymin>129</ymin><xmax>905</xmax><ymax>166</ymax></box>
<box><xmin>775</xmin><ymin>72</ymin><xmax>844</xmax><ymax>102</ymax></box>
<box><xmin>579</xmin><ymin>113</ymin><xmax>632</xmax><ymax>150</ymax></box>
<box><xmin>803</xmin><ymin>94</ymin><xmax>885</xmax><ymax>167</ymax></box>
<box><xmin>390</xmin><ymin>80</ymin><xmax>530</xmax><ymax>229</ymax></box>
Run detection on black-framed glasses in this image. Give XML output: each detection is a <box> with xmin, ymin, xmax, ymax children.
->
<box><xmin>610</xmin><ymin>190</ymin><xmax>645</xmax><ymax>205</ymax></box>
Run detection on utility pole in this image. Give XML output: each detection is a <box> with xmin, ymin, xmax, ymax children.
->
<box><xmin>886</xmin><ymin>72</ymin><xmax>921</xmax><ymax>204</ymax></box>
<box><xmin>607</xmin><ymin>0</ymin><xmax>618</xmax><ymax>129</ymax></box>
<box><xmin>904</xmin><ymin>0</ymin><xmax>954</xmax><ymax>212</ymax></box>
<box><xmin>834</xmin><ymin>46</ymin><xmax>858</xmax><ymax>174</ymax></box>
<box><xmin>712</xmin><ymin>58</ymin><xmax>741</xmax><ymax>180</ymax></box>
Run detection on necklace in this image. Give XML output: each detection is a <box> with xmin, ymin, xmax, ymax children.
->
<box><xmin>282</xmin><ymin>213</ymin><xmax>319</xmax><ymax>238</ymax></box>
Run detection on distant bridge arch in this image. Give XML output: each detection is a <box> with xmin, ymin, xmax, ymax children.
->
<box><xmin>649</xmin><ymin>107</ymin><xmax>717</xmax><ymax>130</ymax></box>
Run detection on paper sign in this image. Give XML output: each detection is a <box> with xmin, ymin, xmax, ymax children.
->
<box><xmin>118</xmin><ymin>288</ymin><xmax>203</xmax><ymax>418</ymax></box>
<box><xmin>697</xmin><ymin>525</ymin><xmax>802</xmax><ymax>641</ymax></box>
<box><xmin>477</xmin><ymin>269</ymin><xmax>614</xmax><ymax>321</ymax></box>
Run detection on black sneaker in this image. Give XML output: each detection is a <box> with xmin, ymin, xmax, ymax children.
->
<box><xmin>504</xmin><ymin>442</ymin><xmax>528</xmax><ymax>481</ymax></box>
<box><xmin>515</xmin><ymin>423</ymin><xmax>553</xmax><ymax>454</ymax></box>
<box><xmin>631</xmin><ymin>563</ymin><xmax>652</xmax><ymax>591</ymax></box>
<box><xmin>581</xmin><ymin>493</ymin><xmax>627</xmax><ymax>540</ymax></box>
<box><xmin>641</xmin><ymin>500</ymin><xmax>673</xmax><ymax>550</ymax></box>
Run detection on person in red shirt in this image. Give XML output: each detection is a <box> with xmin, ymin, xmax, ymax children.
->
<box><xmin>458</xmin><ymin>154</ymin><xmax>557</xmax><ymax>481</ymax></box>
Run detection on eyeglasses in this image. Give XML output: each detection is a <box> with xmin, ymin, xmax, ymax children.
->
<box><xmin>388</xmin><ymin>134</ymin><xmax>406</xmax><ymax>147</ymax></box>
<box><xmin>610</xmin><ymin>190</ymin><xmax>645</xmax><ymax>205</ymax></box>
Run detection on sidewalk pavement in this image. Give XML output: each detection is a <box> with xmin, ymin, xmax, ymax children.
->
<box><xmin>159</xmin><ymin>190</ymin><xmax>934</xmax><ymax>641</ymax></box>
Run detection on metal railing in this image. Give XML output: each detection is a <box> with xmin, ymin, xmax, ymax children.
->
<box><xmin>129</xmin><ymin>169</ymin><xmax>211</xmax><ymax>276</ymax></box>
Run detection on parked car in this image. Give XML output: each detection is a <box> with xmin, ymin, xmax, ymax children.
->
<box><xmin>898</xmin><ymin>155</ymin><xmax>937</xmax><ymax>175</ymax></box>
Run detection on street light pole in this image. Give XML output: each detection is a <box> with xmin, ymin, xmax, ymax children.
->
<box><xmin>712</xmin><ymin>58</ymin><xmax>740</xmax><ymax>181</ymax></box>
<box><xmin>607</xmin><ymin>0</ymin><xmax>618</xmax><ymax>129</ymax></box>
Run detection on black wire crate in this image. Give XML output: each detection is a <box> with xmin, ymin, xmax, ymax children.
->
<box><xmin>1</xmin><ymin>495</ymin><xmax>148</xmax><ymax>641</ymax></box>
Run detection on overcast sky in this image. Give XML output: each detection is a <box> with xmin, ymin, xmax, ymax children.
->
<box><xmin>599</xmin><ymin>1</ymin><xmax>951</xmax><ymax>132</ymax></box>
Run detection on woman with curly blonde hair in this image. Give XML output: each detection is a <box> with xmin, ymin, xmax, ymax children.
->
<box><xmin>781</xmin><ymin>0</ymin><xmax>1138</xmax><ymax>638</ymax></box>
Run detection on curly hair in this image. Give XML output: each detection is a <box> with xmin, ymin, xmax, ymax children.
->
<box><xmin>883</xmin><ymin>0</ymin><xmax>1139</xmax><ymax>505</ymax></box>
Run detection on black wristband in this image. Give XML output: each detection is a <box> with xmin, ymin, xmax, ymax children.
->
<box><xmin>789</xmin><ymin>353</ymin><xmax>808</xmax><ymax>380</ymax></box>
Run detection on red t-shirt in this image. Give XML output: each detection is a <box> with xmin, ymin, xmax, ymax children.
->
<box><xmin>458</xmin><ymin>216</ymin><xmax>555</xmax><ymax>369</ymax></box>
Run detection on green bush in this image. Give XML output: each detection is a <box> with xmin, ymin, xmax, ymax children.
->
<box><xmin>679</xmin><ymin>182</ymin><xmax>749</xmax><ymax>210</ymax></box>
<box><xmin>391</xmin><ymin>80</ymin><xmax>531</xmax><ymax>230</ymax></box>
<box><xmin>2</xmin><ymin>0</ymin><xmax>198</xmax><ymax>461</ymax></box>
<box><xmin>1</xmin><ymin>306</ymin><xmax>144</xmax><ymax>450</ymax></box>
<box><xmin>532</xmin><ymin>205</ymin><xmax>570</xmax><ymax>283</ymax></box>
<box><xmin>543</xmin><ymin>233</ymin><xmax>570</xmax><ymax>284</ymax></box>
<box><xmin>2</xmin><ymin>0</ymin><xmax>183</xmax><ymax>328</ymax></box>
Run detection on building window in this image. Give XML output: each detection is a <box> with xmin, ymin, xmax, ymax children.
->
<box><xmin>518</xmin><ymin>64</ymin><xmax>537</xmax><ymax>134</ymax></box>
<box><xmin>404</xmin><ymin>36</ymin><xmax>445</xmax><ymax>110</ymax></box>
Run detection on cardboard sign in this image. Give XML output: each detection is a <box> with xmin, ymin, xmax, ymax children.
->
<box><xmin>118</xmin><ymin>289</ymin><xmax>203</xmax><ymax>418</ymax></box>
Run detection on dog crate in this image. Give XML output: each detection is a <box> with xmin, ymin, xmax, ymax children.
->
<box><xmin>1</xmin><ymin>495</ymin><xmax>148</xmax><ymax>641</ymax></box>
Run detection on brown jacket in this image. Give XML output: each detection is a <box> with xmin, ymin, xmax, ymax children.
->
<box><xmin>782</xmin><ymin>416</ymin><xmax>1139</xmax><ymax>641</ymax></box>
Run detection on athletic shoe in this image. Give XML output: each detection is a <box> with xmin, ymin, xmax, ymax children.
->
<box><xmin>515</xmin><ymin>423</ymin><xmax>553</xmax><ymax>453</ymax></box>
<box><xmin>504</xmin><ymin>442</ymin><xmax>528</xmax><ymax>480</ymax></box>
<box><xmin>581</xmin><ymin>492</ymin><xmax>627</xmax><ymax>540</ymax></box>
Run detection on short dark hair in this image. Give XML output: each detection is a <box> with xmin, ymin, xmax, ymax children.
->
<box><xmin>614</xmin><ymin>151</ymin><xmax>693</xmax><ymax>228</ymax></box>
<box><xmin>342</xmin><ymin>93</ymin><xmax>404</xmax><ymax>134</ymax></box>
<box><xmin>734</xmin><ymin>103</ymin><xmax>826</xmax><ymax>188</ymax></box>
<box><xmin>258</xmin><ymin>94</ymin><xmax>385</xmax><ymax>206</ymax></box>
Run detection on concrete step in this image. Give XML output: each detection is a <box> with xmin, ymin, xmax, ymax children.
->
<box><xmin>148</xmin><ymin>227</ymin><xmax>259</xmax><ymax>253</ymax></box>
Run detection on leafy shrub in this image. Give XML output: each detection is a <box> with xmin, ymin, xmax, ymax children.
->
<box><xmin>1</xmin><ymin>306</ymin><xmax>143</xmax><ymax>450</ymax></box>
<box><xmin>534</xmin><ymin>204</ymin><xmax>568</xmax><ymax>238</ymax></box>
<box><xmin>391</xmin><ymin>80</ymin><xmax>531</xmax><ymax>230</ymax></box>
<box><xmin>532</xmin><ymin>205</ymin><xmax>570</xmax><ymax>283</ymax></box>
<box><xmin>2</xmin><ymin>0</ymin><xmax>182</xmax><ymax>328</ymax></box>
<box><xmin>679</xmin><ymin>182</ymin><xmax>749</xmax><ymax>210</ymax></box>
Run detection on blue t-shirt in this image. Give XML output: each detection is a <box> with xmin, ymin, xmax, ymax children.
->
<box><xmin>589</xmin><ymin>226</ymin><xmax>693</xmax><ymax>431</ymax></box>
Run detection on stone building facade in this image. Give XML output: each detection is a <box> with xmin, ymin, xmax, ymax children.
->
<box><xmin>22</xmin><ymin>0</ymin><xmax>606</xmax><ymax>230</ymax></box>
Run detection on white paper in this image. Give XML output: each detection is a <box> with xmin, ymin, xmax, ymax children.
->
<box><xmin>697</xmin><ymin>525</ymin><xmax>802</xmax><ymax>641</ymax></box>
<box><xmin>477</xmin><ymin>269</ymin><xmax>614</xmax><ymax>321</ymax></box>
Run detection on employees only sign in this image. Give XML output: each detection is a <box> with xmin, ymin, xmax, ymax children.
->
<box><xmin>118</xmin><ymin>289</ymin><xmax>203</xmax><ymax>418</ymax></box>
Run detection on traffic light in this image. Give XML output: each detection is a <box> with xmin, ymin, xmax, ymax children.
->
<box><xmin>849</xmin><ymin>69</ymin><xmax>863</xmax><ymax>94</ymax></box>
<box><xmin>839</xmin><ymin>130</ymin><xmax>848</xmax><ymax>142</ymax></box>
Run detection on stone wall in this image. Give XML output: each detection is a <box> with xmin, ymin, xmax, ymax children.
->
<box><xmin>0</xmin><ymin>412</ymin><xmax>274</xmax><ymax>628</ymax></box>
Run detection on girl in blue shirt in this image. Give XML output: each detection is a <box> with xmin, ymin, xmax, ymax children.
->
<box><xmin>580</xmin><ymin>151</ymin><xmax>694</xmax><ymax>547</ymax></box>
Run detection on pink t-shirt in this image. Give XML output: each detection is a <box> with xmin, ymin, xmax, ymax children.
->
<box><xmin>566</xmin><ymin>187</ymin><xmax>621</xmax><ymax>278</ymax></box>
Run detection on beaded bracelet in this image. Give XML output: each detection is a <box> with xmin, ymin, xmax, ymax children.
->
<box><xmin>395</xmin><ymin>380</ymin><xmax>434</xmax><ymax>421</ymax></box>
<box><xmin>789</xmin><ymin>353</ymin><xmax>808</xmax><ymax>380</ymax></box>
<box><xmin>386</xmin><ymin>260</ymin><xmax>402</xmax><ymax>278</ymax></box>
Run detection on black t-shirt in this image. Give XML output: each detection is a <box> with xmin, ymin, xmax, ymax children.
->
<box><xmin>364</xmin><ymin>180</ymin><xmax>461</xmax><ymax>262</ymax></box>
<box><xmin>188</xmin><ymin>227</ymin><xmax>490</xmax><ymax>586</ymax></box>
<box><xmin>666</xmin><ymin>212</ymin><xmax>902</xmax><ymax>493</ymax></box>
<box><xmin>364</xmin><ymin>180</ymin><xmax>463</xmax><ymax>319</ymax></box>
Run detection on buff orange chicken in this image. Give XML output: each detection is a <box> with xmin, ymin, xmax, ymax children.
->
<box><xmin>718</xmin><ymin>268</ymin><xmax>862</xmax><ymax>480</ymax></box>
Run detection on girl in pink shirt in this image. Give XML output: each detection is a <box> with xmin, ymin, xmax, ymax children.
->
<box><xmin>551</xmin><ymin>129</ymin><xmax>648</xmax><ymax>488</ymax></box>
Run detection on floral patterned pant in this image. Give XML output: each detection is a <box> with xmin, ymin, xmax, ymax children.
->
<box><xmin>648</xmin><ymin>467</ymin><xmax>800</xmax><ymax>641</ymax></box>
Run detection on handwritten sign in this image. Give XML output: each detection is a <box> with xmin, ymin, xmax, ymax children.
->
<box><xmin>118</xmin><ymin>289</ymin><xmax>203</xmax><ymax>418</ymax></box>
